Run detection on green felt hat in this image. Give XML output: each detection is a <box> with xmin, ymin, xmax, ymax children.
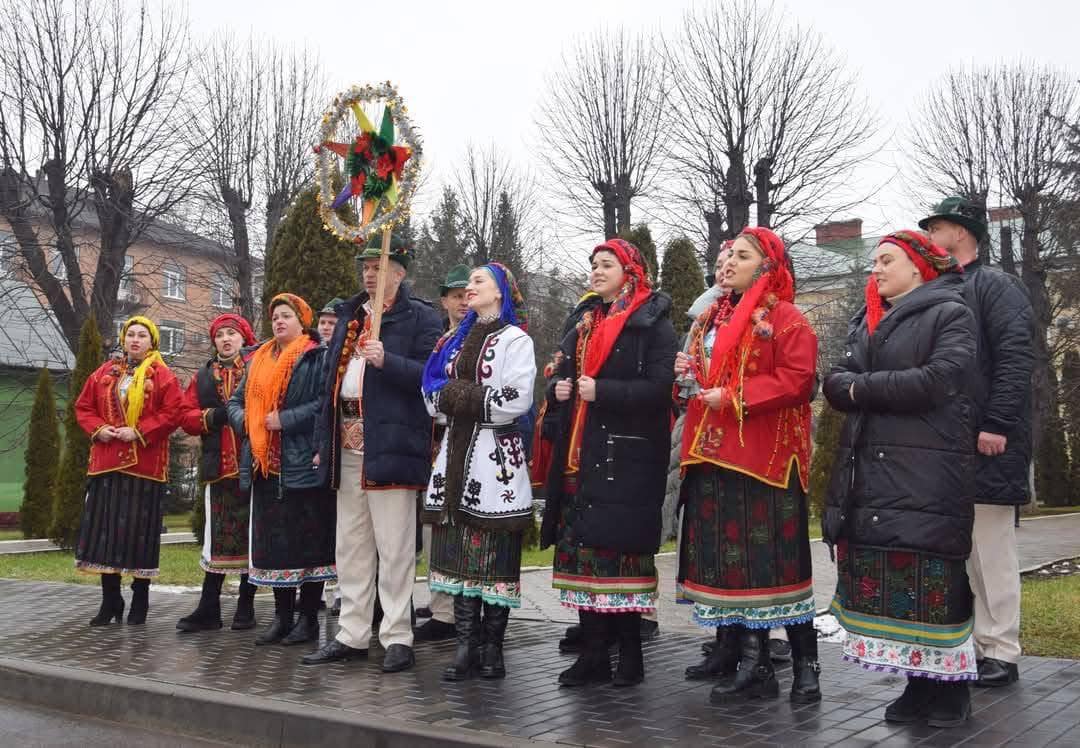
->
<box><xmin>439</xmin><ymin>264</ymin><xmax>471</xmax><ymax>296</ymax></box>
<box><xmin>319</xmin><ymin>298</ymin><xmax>344</xmax><ymax>317</ymax></box>
<box><xmin>918</xmin><ymin>196</ymin><xmax>988</xmax><ymax>241</ymax></box>
<box><xmin>356</xmin><ymin>233</ymin><xmax>411</xmax><ymax>269</ymax></box>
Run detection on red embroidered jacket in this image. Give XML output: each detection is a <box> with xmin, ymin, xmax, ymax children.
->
<box><xmin>682</xmin><ymin>300</ymin><xmax>816</xmax><ymax>490</ymax></box>
<box><xmin>178</xmin><ymin>359</ymin><xmax>245</xmax><ymax>483</ymax></box>
<box><xmin>75</xmin><ymin>360</ymin><xmax>183</xmax><ymax>483</ymax></box>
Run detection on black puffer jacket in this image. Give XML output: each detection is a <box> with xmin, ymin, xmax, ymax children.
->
<box><xmin>822</xmin><ymin>274</ymin><xmax>978</xmax><ymax>559</ymax></box>
<box><xmin>539</xmin><ymin>292</ymin><xmax>677</xmax><ymax>553</ymax></box>
<box><xmin>961</xmin><ymin>260</ymin><xmax>1034</xmax><ymax>505</ymax></box>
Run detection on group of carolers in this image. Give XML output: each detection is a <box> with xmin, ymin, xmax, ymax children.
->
<box><xmin>70</xmin><ymin>195</ymin><xmax>1032</xmax><ymax>728</ymax></box>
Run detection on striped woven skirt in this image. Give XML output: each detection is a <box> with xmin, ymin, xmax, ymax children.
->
<box><xmin>200</xmin><ymin>478</ymin><xmax>249</xmax><ymax>574</ymax></box>
<box><xmin>830</xmin><ymin>540</ymin><xmax>977</xmax><ymax>681</ymax></box>
<box><xmin>75</xmin><ymin>472</ymin><xmax>164</xmax><ymax>578</ymax></box>
<box><xmin>429</xmin><ymin>519</ymin><xmax>523</xmax><ymax>608</ymax></box>
<box><xmin>551</xmin><ymin>487</ymin><xmax>658</xmax><ymax>614</ymax></box>
<box><xmin>677</xmin><ymin>465</ymin><xmax>815</xmax><ymax>628</ymax></box>
<box><xmin>249</xmin><ymin>477</ymin><xmax>336</xmax><ymax>587</ymax></box>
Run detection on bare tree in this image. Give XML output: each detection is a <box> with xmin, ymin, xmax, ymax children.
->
<box><xmin>535</xmin><ymin>27</ymin><xmax>667</xmax><ymax>238</ymax></box>
<box><xmin>661</xmin><ymin>0</ymin><xmax>876</xmax><ymax>267</ymax></box>
<box><xmin>454</xmin><ymin>143</ymin><xmax>540</xmax><ymax>273</ymax></box>
<box><xmin>0</xmin><ymin>0</ymin><xmax>195</xmax><ymax>353</ymax></box>
<box><xmin>189</xmin><ymin>37</ymin><xmax>322</xmax><ymax>320</ymax></box>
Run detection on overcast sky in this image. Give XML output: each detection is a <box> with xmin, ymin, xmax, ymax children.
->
<box><xmin>185</xmin><ymin>0</ymin><xmax>1080</xmax><ymax>264</ymax></box>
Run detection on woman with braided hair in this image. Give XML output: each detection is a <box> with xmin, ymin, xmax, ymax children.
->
<box><xmin>675</xmin><ymin>227</ymin><xmax>820</xmax><ymax>704</ymax></box>
<box><xmin>73</xmin><ymin>316</ymin><xmax>183</xmax><ymax>626</ymax></box>
<box><xmin>421</xmin><ymin>262</ymin><xmax>535</xmax><ymax>681</ymax></box>
<box><xmin>541</xmin><ymin>238</ymin><xmax>677</xmax><ymax>688</ymax></box>
<box><xmin>824</xmin><ymin>230</ymin><xmax>978</xmax><ymax>727</ymax></box>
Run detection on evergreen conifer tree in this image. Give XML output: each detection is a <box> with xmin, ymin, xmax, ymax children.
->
<box><xmin>261</xmin><ymin>186</ymin><xmax>360</xmax><ymax>335</ymax></box>
<box><xmin>411</xmin><ymin>187</ymin><xmax>472</xmax><ymax>301</ymax></box>
<box><xmin>50</xmin><ymin>316</ymin><xmax>103</xmax><ymax>548</ymax></box>
<box><xmin>21</xmin><ymin>368</ymin><xmax>60</xmax><ymax>538</ymax></box>
<box><xmin>807</xmin><ymin>404</ymin><xmax>844</xmax><ymax>519</ymax></box>
<box><xmin>618</xmin><ymin>223</ymin><xmax>659</xmax><ymax>283</ymax></box>
<box><xmin>660</xmin><ymin>236</ymin><xmax>705</xmax><ymax>337</ymax></box>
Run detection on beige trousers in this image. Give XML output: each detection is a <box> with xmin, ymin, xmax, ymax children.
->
<box><xmin>334</xmin><ymin>450</ymin><xmax>416</xmax><ymax>650</ymax></box>
<box><xmin>966</xmin><ymin>503</ymin><xmax>1022</xmax><ymax>663</ymax></box>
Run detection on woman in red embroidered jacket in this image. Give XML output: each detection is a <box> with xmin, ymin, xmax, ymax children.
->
<box><xmin>675</xmin><ymin>227</ymin><xmax>820</xmax><ymax>704</ymax></box>
<box><xmin>175</xmin><ymin>313</ymin><xmax>260</xmax><ymax>633</ymax></box>
<box><xmin>74</xmin><ymin>316</ymin><xmax>183</xmax><ymax>627</ymax></box>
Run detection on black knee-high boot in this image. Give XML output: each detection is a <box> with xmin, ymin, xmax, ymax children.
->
<box><xmin>687</xmin><ymin>626</ymin><xmax>739</xmax><ymax>680</ymax></box>
<box><xmin>787</xmin><ymin>622</ymin><xmax>822</xmax><ymax>703</ymax></box>
<box><xmin>231</xmin><ymin>574</ymin><xmax>257</xmax><ymax>630</ymax></box>
<box><xmin>558</xmin><ymin>611</ymin><xmax>612</xmax><ymax>687</ymax></box>
<box><xmin>176</xmin><ymin>572</ymin><xmax>225</xmax><ymax>632</ymax></box>
<box><xmin>90</xmin><ymin>573</ymin><xmax>124</xmax><ymax>626</ymax></box>
<box><xmin>479</xmin><ymin>602</ymin><xmax>510</xmax><ymax>679</ymax></box>
<box><xmin>613</xmin><ymin>612</ymin><xmax>644</xmax><ymax>687</ymax></box>
<box><xmin>709</xmin><ymin>627</ymin><xmax>779</xmax><ymax>703</ymax></box>
<box><xmin>127</xmin><ymin>578</ymin><xmax>150</xmax><ymax>625</ymax></box>
<box><xmin>444</xmin><ymin>595</ymin><xmax>483</xmax><ymax>681</ymax></box>
<box><xmin>282</xmin><ymin>581</ymin><xmax>323</xmax><ymax>645</ymax></box>
<box><xmin>256</xmin><ymin>587</ymin><xmax>296</xmax><ymax>645</ymax></box>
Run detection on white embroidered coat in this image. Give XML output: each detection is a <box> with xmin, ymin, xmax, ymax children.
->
<box><xmin>423</xmin><ymin>324</ymin><xmax>536</xmax><ymax>526</ymax></box>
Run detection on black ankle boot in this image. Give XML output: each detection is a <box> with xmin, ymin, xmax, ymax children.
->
<box><xmin>282</xmin><ymin>581</ymin><xmax>323</xmax><ymax>645</ymax></box>
<box><xmin>787</xmin><ymin>622</ymin><xmax>822</xmax><ymax>703</ymax></box>
<box><xmin>559</xmin><ymin>611</ymin><xmax>612</xmax><ymax>687</ymax></box>
<box><xmin>127</xmin><ymin>578</ymin><xmax>150</xmax><ymax>625</ymax></box>
<box><xmin>686</xmin><ymin>626</ymin><xmax>739</xmax><ymax>680</ymax></box>
<box><xmin>479</xmin><ymin>602</ymin><xmax>510</xmax><ymax>679</ymax></box>
<box><xmin>884</xmin><ymin>677</ymin><xmax>934</xmax><ymax>723</ymax></box>
<box><xmin>177</xmin><ymin>572</ymin><xmax>224</xmax><ymax>632</ymax></box>
<box><xmin>926</xmin><ymin>681</ymin><xmax>972</xmax><ymax>728</ymax></box>
<box><xmin>444</xmin><ymin>596</ymin><xmax>483</xmax><ymax>681</ymax></box>
<box><xmin>231</xmin><ymin>575</ymin><xmax>257</xmax><ymax>630</ymax></box>
<box><xmin>256</xmin><ymin>587</ymin><xmax>295</xmax><ymax>645</ymax></box>
<box><xmin>613</xmin><ymin>612</ymin><xmax>644</xmax><ymax>687</ymax></box>
<box><xmin>709</xmin><ymin>628</ymin><xmax>779</xmax><ymax>703</ymax></box>
<box><xmin>90</xmin><ymin>574</ymin><xmax>124</xmax><ymax>626</ymax></box>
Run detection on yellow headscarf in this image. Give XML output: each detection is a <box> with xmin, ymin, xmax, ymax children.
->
<box><xmin>120</xmin><ymin>316</ymin><xmax>168</xmax><ymax>428</ymax></box>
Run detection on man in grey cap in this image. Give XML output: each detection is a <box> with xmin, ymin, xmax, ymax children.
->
<box><xmin>922</xmin><ymin>196</ymin><xmax>1034</xmax><ymax>689</ymax></box>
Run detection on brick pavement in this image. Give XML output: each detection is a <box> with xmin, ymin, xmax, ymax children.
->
<box><xmin>3</xmin><ymin>579</ymin><xmax>1079</xmax><ymax>746</ymax></box>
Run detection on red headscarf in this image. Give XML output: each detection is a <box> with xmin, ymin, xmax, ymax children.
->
<box><xmin>565</xmin><ymin>238</ymin><xmax>653</xmax><ymax>473</ymax></box>
<box><xmin>209</xmin><ymin>313</ymin><xmax>256</xmax><ymax>347</ymax></box>
<box><xmin>701</xmin><ymin>227</ymin><xmax>794</xmax><ymax>389</ymax></box>
<box><xmin>865</xmin><ymin>230</ymin><xmax>959</xmax><ymax>334</ymax></box>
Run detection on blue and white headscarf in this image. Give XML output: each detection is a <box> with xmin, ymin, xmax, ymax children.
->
<box><xmin>421</xmin><ymin>262</ymin><xmax>525</xmax><ymax>397</ymax></box>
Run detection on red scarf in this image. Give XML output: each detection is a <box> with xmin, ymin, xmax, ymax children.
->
<box><xmin>682</xmin><ymin>227</ymin><xmax>793</xmax><ymax>452</ymax></box>
<box><xmin>566</xmin><ymin>238</ymin><xmax>653</xmax><ymax>473</ymax></box>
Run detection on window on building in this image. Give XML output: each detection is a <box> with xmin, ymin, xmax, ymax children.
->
<box><xmin>163</xmin><ymin>264</ymin><xmax>186</xmax><ymax>300</ymax></box>
<box><xmin>48</xmin><ymin>248</ymin><xmax>79</xmax><ymax>281</ymax></box>
<box><xmin>213</xmin><ymin>277</ymin><xmax>233</xmax><ymax>308</ymax></box>
<box><xmin>118</xmin><ymin>255</ymin><xmax>136</xmax><ymax>298</ymax></box>
<box><xmin>158</xmin><ymin>321</ymin><xmax>185</xmax><ymax>355</ymax></box>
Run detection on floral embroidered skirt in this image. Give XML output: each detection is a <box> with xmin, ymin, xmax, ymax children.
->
<box><xmin>831</xmin><ymin>540</ymin><xmax>977</xmax><ymax>681</ymax></box>
<box><xmin>677</xmin><ymin>465</ymin><xmax>815</xmax><ymax>628</ymax></box>
<box><xmin>552</xmin><ymin>491</ymin><xmax>658</xmax><ymax>614</ymax></box>
<box><xmin>200</xmin><ymin>479</ymin><xmax>249</xmax><ymax>574</ymax></box>
<box><xmin>249</xmin><ymin>477</ymin><xmax>336</xmax><ymax>587</ymax></box>
<box><xmin>75</xmin><ymin>472</ymin><xmax>164</xmax><ymax>578</ymax></box>
<box><xmin>429</xmin><ymin>519</ymin><xmax>523</xmax><ymax>608</ymax></box>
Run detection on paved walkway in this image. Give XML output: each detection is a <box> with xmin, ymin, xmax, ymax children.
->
<box><xmin>2</xmin><ymin>578</ymin><xmax>1079</xmax><ymax>747</ymax></box>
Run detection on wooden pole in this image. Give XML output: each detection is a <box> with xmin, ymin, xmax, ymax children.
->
<box><xmin>369</xmin><ymin>227</ymin><xmax>392</xmax><ymax>341</ymax></box>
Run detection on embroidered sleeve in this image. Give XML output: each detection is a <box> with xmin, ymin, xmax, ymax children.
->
<box><xmin>482</xmin><ymin>335</ymin><xmax>536</xmax><ymax>423</ymax></box>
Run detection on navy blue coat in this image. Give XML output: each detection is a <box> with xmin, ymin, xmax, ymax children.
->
<box><xmin>315</xmin><ymin>283</ymin><xmax>443</xmax><ymax>490</ymax></box>
<box><xmin>227</xmin><ymin>332</ymin><xmax>326</xmax><ymax>491</ymax></box>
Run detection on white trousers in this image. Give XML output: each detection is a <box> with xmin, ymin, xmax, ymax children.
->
<box><xmin>966</xmin><ymin>504</ymin><xmax>1022</xmax><ymax>663</ymax></box>
<box><xmin>334</xmin><ymin>450</ymin><xmax>416</xmax><ymax>650</ymax></box>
